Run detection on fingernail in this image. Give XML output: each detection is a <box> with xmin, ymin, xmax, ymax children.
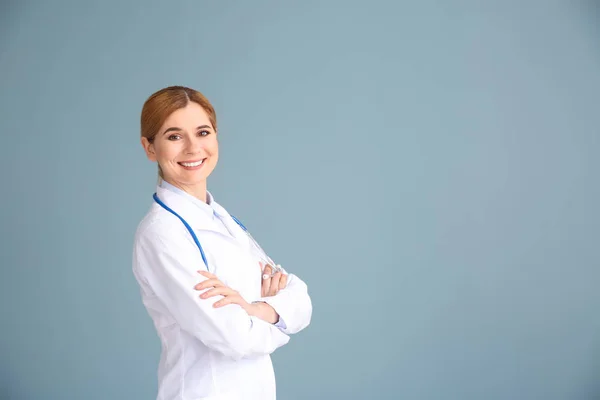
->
<box><xmin>263</xmin><ymin>274</ymin><xmax>269</xmax><ymax>280</ymax></box>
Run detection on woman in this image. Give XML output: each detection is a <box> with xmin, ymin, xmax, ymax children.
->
<box><xmin>132</xmin><ymin>86</ymin><xmax>312</xmax><ymax>400</ymax></box>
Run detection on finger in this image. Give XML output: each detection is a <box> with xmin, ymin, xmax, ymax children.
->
<box><xmin>262</xmin><ymin>264</ymin><xmax>273</xmax><ymax>280</ymax></box>
<box><xmin>269</xmin><ymin>272</ymin><xmax>282</xmax><ymax>296</ymax></box>
<box><xmin>200</xmin><ymin>286</ymin><xmax>236</xmax><ymax>299</ymax></box>
<box><xmin>262</xmin><ymin>266</ymin><xmax>272</xmax><ymax>297</ymax></box>
<box><xmin>197</xmin><ymin>270</ymin><xmax>217</xmax><ymax>279</ymax></box>
<box><xmin>194</xmin><ymin>278</ymin><xmax>224</xmax><ymax>290</ymax></box>
<box><xmin>279</xmin><ymin>274</ymin><xmax>288</xmax><ymax>291</ymax></box>
<box><xmin>195</xmin><ymin>278</ymin><xmax>224</xmax><ymax>290</ymax></box>
<box><xmin>214</xmin><ymin>295</ymin><xmax>243</xmax><ymax>308</ymax></box>
<box><xmin>262</xmin><ymin>278</ymin><xmax>271</xmax><ymax>297</ymax></box>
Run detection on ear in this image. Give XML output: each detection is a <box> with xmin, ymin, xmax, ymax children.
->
<box><xmin>141</xmin><ymin>137</ymin><xmax>157</xmax><ymax>162</ymax></box>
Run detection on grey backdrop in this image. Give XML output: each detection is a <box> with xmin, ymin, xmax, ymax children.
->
<box><xmin>1</xmin><ymin>1</ymin><xmax>599</xmax><ymax>399</ymax></box>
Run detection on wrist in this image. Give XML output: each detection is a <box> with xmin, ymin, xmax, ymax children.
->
<box><xmin>250</xmin><ymin>301</ymin><xmax>279</xmax><ymax>324</ymax></box>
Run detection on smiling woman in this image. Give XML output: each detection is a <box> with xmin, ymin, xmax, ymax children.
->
<box><xmin>132</xmin><ymin>86</ymin><xmax>312</xmax><ymax>400</ymax></box>
<box><xmin>140</xmin><ymin>87</ymin><xmax>219</xmax><ymax>202</ymax></box>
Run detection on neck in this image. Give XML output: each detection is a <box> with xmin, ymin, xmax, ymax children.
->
<box><xmin>164</xmin><ymin>179</ymin><xmax>207</xmax><ymax>203</ymax></box>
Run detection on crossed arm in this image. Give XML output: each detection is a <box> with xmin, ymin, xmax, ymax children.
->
<box><xmin>134</xmin><ymin>226</ymin><xmax>312</xmax><ymax>361</ymax></box>
<box><xmin>194</xmin><ymin>261</ymin><xmax>312</xmax><ymax>335</ymax></box>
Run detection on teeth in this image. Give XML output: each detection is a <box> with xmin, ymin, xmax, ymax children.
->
<box><xmin>181</xmin><ymin>160</ymin><xmax>204</xmax><ymax>167</ymax></box>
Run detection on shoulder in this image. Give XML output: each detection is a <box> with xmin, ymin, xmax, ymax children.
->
<box><xmin>133</xmin><ymin>204</ymin><xmax>190</xmax><ymax>247</ymax></box>
<box><xmin>132</xmin><ymin>205</ymin><xmax>206</xmax><ymax>274</ymax></box>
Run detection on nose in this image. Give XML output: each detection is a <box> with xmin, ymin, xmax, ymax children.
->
<box><xmin>184</xmin><ymin>136</ymin><xmax>203</xmax><ymax>155</ymax></box>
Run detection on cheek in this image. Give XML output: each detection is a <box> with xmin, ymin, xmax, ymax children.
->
<box><xmin>155</xmin><ymin>142</ymin><xmax>180</xmax><ymax>162</ymax></box>
<box><xmin>207</xmin><ymin>139</ymin><xmax>219</xmax><ymax>156</ymax></box>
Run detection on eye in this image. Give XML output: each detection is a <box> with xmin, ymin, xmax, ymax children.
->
<box><xmin>198</xmin><ymin>130</ymin><xmax>211</xmax><ymax>137</ymax></box>
<box><xmin>167</xmin><ymin>134</ymin><xmax>181</xmax><ymax>141</ymax></box>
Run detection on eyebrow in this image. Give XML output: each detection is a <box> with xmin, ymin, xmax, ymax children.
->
<box><xmin>162</xmin><ymin>125</ymin><xmax>212</xmax><ymax>135</ymax></box>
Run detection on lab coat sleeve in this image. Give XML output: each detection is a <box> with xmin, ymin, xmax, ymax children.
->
<box><xmin>134</xmin><ymin>223</ymin><xmax>290</xmax><ymax>360</ymax></box>
<box><xmin>258</xmin><ymin>267</ymin><xmax>312</xmax><ymax>335</ymax></box>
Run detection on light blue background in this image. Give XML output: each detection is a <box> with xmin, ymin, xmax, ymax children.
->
<box><xmin>1</xmin><ymin>1</ymin><xmax>599</xmax><ymax>399</ymax></box>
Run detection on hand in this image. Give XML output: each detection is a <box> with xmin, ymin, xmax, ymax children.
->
<box><xmin>195</xmin><ymin>270</ymin><xmax>250</xmax><ymax>311</ymax></box>
<box><xmin>195</xmin><ymin>270</ymin><xmax>280</xmax><ymax>324</ymax></box>
<box><xmin>260</xmin><ymin>262</ymin><xmax>288</xmax><ymax>297</ymax></box>
<box><xmin>247</xmin><ymin>301</ymin><xmax>280</xmax><ymax>324</ymax></box>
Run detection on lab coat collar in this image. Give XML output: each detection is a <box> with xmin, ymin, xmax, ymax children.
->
<box><xmin>209</xmin><ymin>200</ymin><xmax>251</xmax><ymax>248</ymax></box>
<box><xmin>154</xmin><ymin>183</ymin><xmax>251</xmax><ymax>249</ymax></box>
<box><xmin>154</xmin><ymin>185</ymin><xmax>225</xmax><ymax>236</ymax></box>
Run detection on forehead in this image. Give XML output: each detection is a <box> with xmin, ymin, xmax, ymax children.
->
<box><xmin>162</xmin><ymin>102</ymin><xmax>212</xmax><ymax>129</ymax></box>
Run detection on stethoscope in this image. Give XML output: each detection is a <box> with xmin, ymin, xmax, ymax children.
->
<box><xmin>153</xmin><ymin>193</ymin><xmax>282</xmax><ymax>279</ymax></box>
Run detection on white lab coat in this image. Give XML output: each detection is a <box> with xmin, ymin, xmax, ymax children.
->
<box><xmin>132</xmin><ymin>184</ymin><xmax>312</xmax><ymax>400</ymax></box>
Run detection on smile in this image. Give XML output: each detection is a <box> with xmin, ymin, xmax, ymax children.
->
<box><xmin>178</xmin><ymin>159</ymin><xmax>206</xmax><ymax>169</ymax></box>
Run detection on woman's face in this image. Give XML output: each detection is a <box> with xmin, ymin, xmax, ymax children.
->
<box><xmin>142</xmin><ymin>102</ymin><xmax>219</xmax><ymax>188</ymax></box>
